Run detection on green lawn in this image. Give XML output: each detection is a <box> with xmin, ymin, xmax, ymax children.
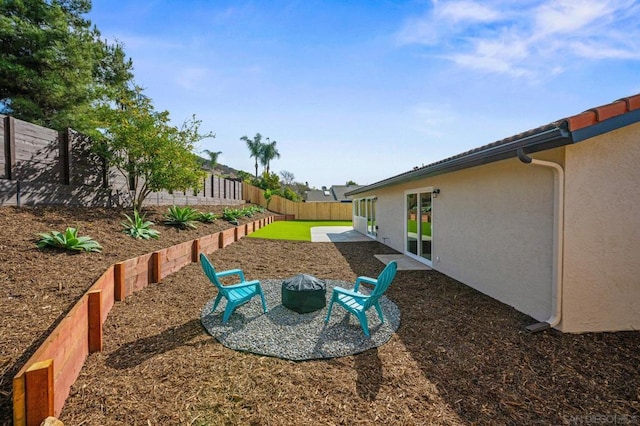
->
<box><xmin>247</xmin><ymin>220</ymin><xmax>352</xmax><ymax>241</ymax></box>
<box><xmin>407</xmin><ymin>220</ymin><xmax>432</xmax><ymax>236</ymax></box>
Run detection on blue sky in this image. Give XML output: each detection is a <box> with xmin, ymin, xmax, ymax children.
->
<box><xmin>88</xmin><ymin>0</ymin><xmax>640</xmax><ymax>189</ymax></box>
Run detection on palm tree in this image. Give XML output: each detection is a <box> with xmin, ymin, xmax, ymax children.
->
<box><xmin>203</xmin><ymin>149</ymin><xmax>222</xmax><ymax>171</ymax></box>
<box><xmin>260</xmin><ymin>138</ymin><xmax>280</xmax><ymax>175</ymax></box>
<box><xmin>240</xmin><ymin>133</ymin><xmax>263</xmax><ymax>178</ymax></box>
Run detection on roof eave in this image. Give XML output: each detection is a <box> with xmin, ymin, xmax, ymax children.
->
<box><xmin>346</xmin><ymin>125</ymin><xmax>571</xmax><ymax>196</ymax></box>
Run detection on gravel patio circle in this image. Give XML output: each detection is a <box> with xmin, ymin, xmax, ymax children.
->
<box><xmin>201</xmin><ymin>279</ymin><xmax>401</xmax><ymax>361</ymax></box>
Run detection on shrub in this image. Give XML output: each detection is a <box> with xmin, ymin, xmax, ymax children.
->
<box><xmin>36</xmin><ymin>227</ymin><xmax>102</xmax><ymax>253</ymax></box>
<box><xmin>222</xmin><ymin>207</ymin><xmax>242</xmax><ymax>225</ymax></box>
<box><xmin>122</xmin><ymin>210</ymin><xmax>160</xmax><ymax>240</ymax></box>
<box><xmin>164</xmin><ymin>205</ymin><xmax>200</xmax><ymax>229</ymax></box>
<box><xmin>241</xmin><ymin>205</ymin><xmax>263</xmax><ymax>217</ymax></box>
<box><xmin>282</xmin><ymin>187</ymin><xmax>300</xmax><ymax>202</ymax></box>
<box><xmin>197</xmin><ymin>212</ymin><xmax>218</xmax><ymax>223</ymax></box>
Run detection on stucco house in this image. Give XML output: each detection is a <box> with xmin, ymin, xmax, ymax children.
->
<box><xmin>347</xmin><ymin>94</ymin><xmax>640</xmax><ymax>333</ymax></box>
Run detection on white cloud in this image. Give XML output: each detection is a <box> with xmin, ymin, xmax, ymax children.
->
<box><xmin>569</xmin><ymin>41</ymin><xmax>640</xmax><ymax>60</ymax></box>
<box><xmin>437</xmin><ymin>0</ymin><xmax>502</xmax><ymax>22</ymax></box>
<box><xmin>448</xmin><ymin>30</ymin><xmax>531</xmax><ymax>76</ymax></box>
<box><xmin>533</xmin><ymin>0</ymin><xmax>612</xmax><ymax>35</ymax></box>
<box><xmin>397</xmin><ymin>0</ymin><xmax>640</xmax><ymax>78</ymax></box>
<box><xmin>396</xmin><ymin>0</ymin><xmax>503</xmax><ymax>45</ymax></box>
<box><xmin>396</xmin><ymin>15</ymin><xmax>440</xmax><ymax>45</ymax></box>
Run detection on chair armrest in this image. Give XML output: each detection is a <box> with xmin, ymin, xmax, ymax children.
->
<box><xmin>354</xmin><ymin>276</ymin><xmax>377</xmax><ymax>292</ymax></box>
<box><xmin>333</xmin><ymin>286</ymin><xmax>369</xmax><ymax>301</ymax></box>
<box><xmin>221</xmin><ymin>279</ymin><xmax>261</xmax><ymax>290</ymax></box>
<box><xmin>216</xmin><ymin>268</ymin><xmax>246</xmax><ymax>282</ymax></box>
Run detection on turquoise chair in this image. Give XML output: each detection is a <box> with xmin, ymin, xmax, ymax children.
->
<box><xmin>200</xmin><ymin>253</ymin><xmax>267</xmax><ymax>323</ymax></box>
<box><xmin>325</xmin><ymin>261</ymin><xmax>398</xmax><ymax>337</ymax></box>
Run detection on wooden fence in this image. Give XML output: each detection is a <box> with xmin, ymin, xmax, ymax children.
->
<box><xmin>243</xmin><ymin>182</ymin><xmax>353</xmax><ymax>220</ymax></box>
<box><xmin>0</xmin><ymin>115</ymin><xmax>243</xmax><ymax>207</ymax></box>
<box><xmin>12</xmin><ymin>215</ymin><xmax>277</xmax><ymax>426</ymax></box>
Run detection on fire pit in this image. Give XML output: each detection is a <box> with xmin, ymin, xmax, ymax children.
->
<box><xmin>281</xmin><ymin>274</ymin><xmax>326</xmax><ymax>314</ymax></box>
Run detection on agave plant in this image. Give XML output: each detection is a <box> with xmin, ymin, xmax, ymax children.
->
<box><xmin>122</xmin><ymin>210</ymin><xmax>160</xmax><ymax>240</ymax></box>
<box><xmin>242</xmin><ymin>205</ymin><xmax>264</xmax><ymax>217</ymax></box>
<box><xmin>36</xmin><ymin>227</ymin><xmax>102</xmax><ymax>253</ymax></box>
<box><xmin>222</xmin><ymin>207</ymin><xmax>242</xmax><ymax>225</ymax></box>
<box><xmin>164</xmin><ymin>205</ymin><xmax>200</xmax><ymax>229</ymax></box>
<box><xmin>197</xmin><ymin>211</ymin><xmax>218</xmax><ymax>223</ymax></box>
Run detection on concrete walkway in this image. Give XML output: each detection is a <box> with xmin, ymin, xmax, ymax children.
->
<box><xmin>310</xmin><ymin>226</ymin><xmax>373</xmax><ymax>242</ymax></box>
<box><xmin>310</xmin><ymin>227</ymin><xmax>431</xmax><ymax>271</ymax></box>
<box><xmin>374</xmin><ymin>254</ymin><xmax>431</xmax><ymax>271</ymax></box>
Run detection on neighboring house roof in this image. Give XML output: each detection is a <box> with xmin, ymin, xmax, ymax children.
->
<box><xmin>331</xmin><ymin>185</ymin><xmax>361</xmax><ymax>201</ymax></box>
<box><xmin>347</xmin><ymin>94</ymin><xmax>640</xmax><ymax>196</ymax></box>
<box><xmin>305</xmin><ymin>189</ymin><xmax>334</xmax><ymax>202</ymax></box>
<box><xmin>305</xmin><ymin>185</ymin><xmax>362</xmax><ymax>202</ymax></box>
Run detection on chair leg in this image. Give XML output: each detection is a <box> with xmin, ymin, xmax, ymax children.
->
<box><xmin>211</xmin><ymin>293</ymin><xmax>223</xmax><ymax>313</ymax></box>
<box><xmin>374</xmin><ymin>302</ymin><xmax>385</xmax><ymax>323</ymax></box>
<box><xmin>325</xmin><ymin>293</ymin><xmax>337</xmax><ymax>323</ymax></box>
<box><xmin>356</xmin><ymin>312</ymin><xmax>370</xmax><ymax>337</ymax></box>
<box><xmin>222</xmin><ymin>302</ymin><xmax>237</xmax><ymax>323</ymax></box>
<box><xmin>258</xmin><ymin>288</ymin><xmax>268</xmax><ymax>313</ymax></box>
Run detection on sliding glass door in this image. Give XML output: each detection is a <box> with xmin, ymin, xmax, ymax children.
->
<box><xmin>355</xmin><ymin>196</ymin><xmax>377</xmax><ymax>238</ymax></box>
<box><xmin>366</xmin><ymin>197</ymin><xmax>376</xmax><ymax>237</ymax></box>
<box><xmin>406</xmin><ymin>189</ymin><xmax>432</xmax><ymax>263</ymax></box>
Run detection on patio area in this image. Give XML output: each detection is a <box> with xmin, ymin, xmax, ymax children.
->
<box><xmin>201</xmin><ymin>278</ymin><xmax>400</xmax><ymax>361</ymax></box>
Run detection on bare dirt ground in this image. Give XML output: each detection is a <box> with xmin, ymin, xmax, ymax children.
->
<box><xmin>1</xmin><ymin>205</ymin><xmax>639</xmax><ymax>425</ymax></box>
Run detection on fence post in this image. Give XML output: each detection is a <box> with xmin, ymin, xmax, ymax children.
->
<box><xmin>88</xmin><ymin>291</ymin><xmax>103</xmax><ymax>353</ymax></box>
<box><xmin>59</xmin><ymin>128</ymin><xmax>70</xmax><ymax>185</ymax></box>
<box><xmin>4</xmin><ymin>116</ymin><xmax>16</xmax><ymax>180</ymax></box>
<box><xmin>25</xmin><ymin>359</ymin><xmax>54</xmax><ymax>426</ymax></box>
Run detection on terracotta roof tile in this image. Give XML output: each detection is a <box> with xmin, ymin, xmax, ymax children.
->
<box><xmin>625</xmin><ymin>94</ymin><xmax>640</xmax><ymax>110</ymax></box>
<box><xmin>565</xmin><ymin>94</ymin><xmax>640</xmax><ymax>131</ymax></box>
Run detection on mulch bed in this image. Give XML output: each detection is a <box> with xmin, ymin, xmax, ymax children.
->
<box><xmin>1</xmin><ymin>206</ymin><xmax>639</xmax><ymax>425</ymax></box>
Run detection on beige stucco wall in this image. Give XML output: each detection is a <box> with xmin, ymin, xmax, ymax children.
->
<box><xmin>562</xmin><ymin>122</ymin><xmax>640</xmax><ymax>332</ymax></box>
<box><xmin>355</xmin><ymin>152</ymin><xmax>562</xmax><ymax>323</ymax></box>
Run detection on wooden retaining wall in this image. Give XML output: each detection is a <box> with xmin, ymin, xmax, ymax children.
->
<box><xmin>13</xmin><ymin>215</ymin><xmax>276</xmax><ymax>426</ymax></box>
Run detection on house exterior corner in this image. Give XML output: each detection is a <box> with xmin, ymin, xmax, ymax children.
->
<box><xmin>561</xmin><ymin>122</ymin><xmax>640</xmax><ymax>332</ymax></box>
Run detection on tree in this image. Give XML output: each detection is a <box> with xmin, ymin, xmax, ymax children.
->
<box><xmin>263</xmin><ymin>188</ymin><xmax>277</xmax><ymax>210</ymax></box>
<box><xmin>290</xmin><ymin>181</ymin><xmax>311</xmax><ymax>199</ymax></box>
<box><xmin>281</xmin><ymin>187</ymin><xmax>300</xmax><ymax>202</ymax></box>
<box><xmin>258</xmin><ymin>171</ymin><xmax>280</xmax><ymax>191</ymax></box>
<box><xmin>346</xmin><ymin>180</ymin><xmax>358</xmax><ymax>186</ymax></box>
<box><xmin>236</xmin><ymin>170</ymin><xmax>253</xmax><ymax>182</ymax></box>
<box><xmin>96</xmin><ymin>86</ymin><xmax>212</xmax><ymax>211</ymax></box>
<box><xmin>240</xmin><ymin>133</ymin><xmax>263</xmax><ymax>178</ymax></box>
<box><xmin>280</xmin><ymin>170</ymin><xmax>295</xmax><ymax>186</ymax></box>
<box><xmin>203</xmin><ymin>149</ymin><xmax>222</xmax><ymax>171</ymax></box>
<box><xmin>259</xmin><ymin>138</ymin><xmax>280</xmax><ymax>174</ymax></box>
<box><xmin>0</xmin><ymin>0</ymin><xmax>133</xmax><ymax>132</ymax></box>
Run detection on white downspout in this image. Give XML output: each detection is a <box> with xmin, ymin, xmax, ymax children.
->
<box><xmin>517</xmin><ymin>149</ymin><xmax>564</xmax><ymax>332</ymax></box>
